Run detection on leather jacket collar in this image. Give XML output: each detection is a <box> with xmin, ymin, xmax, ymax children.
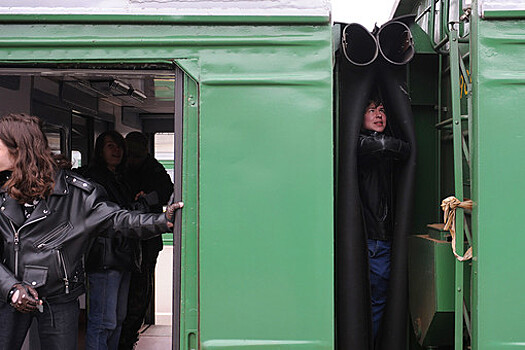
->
<box><xmin>0</xmin><ymin>170</ymin><xmax>69</xmax><ymax>227</ymax></box>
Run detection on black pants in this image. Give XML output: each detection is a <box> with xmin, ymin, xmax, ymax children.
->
<box><xmin>0</xmin><ymin>299</ymin><xmax>79</xmax><ymax>350</ymax></box>
<box><xmin>118</xmin><ymin>264</ymin><xmax>155</xmax><ymax>350</ymax></box>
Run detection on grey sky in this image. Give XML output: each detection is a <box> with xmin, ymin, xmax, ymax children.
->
<box><xmin>331</xmin><ymin>0</ymin><xmax>398</xmax><ymax>29</ymax></box>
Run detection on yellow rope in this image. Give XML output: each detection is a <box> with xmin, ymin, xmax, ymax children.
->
<box><xmin>441</xmin><ymin>196</ymin><xmax>473</xmax><ymax>261</ymax></box>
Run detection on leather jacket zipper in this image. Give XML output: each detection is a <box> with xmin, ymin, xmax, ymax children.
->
<box><xmin>56</xmin><ymin>249</ymin><xmax>70</xmax><ymax>294</ymax></box>
<box><xmin>34</xmin><ymin>222</ymin><xmax>71</xmax><ymax>250</ymax></box>
<box><xmin>13</xmin><ymin>228</ymin><xmax>19</xmax><ymax>277</ymax></box>
<box><xmin>9</xmin><ymin>216</ymin><xmax>48</xmax><ymax>278</ymax></box>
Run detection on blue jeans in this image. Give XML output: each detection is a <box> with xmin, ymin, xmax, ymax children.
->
<box><xmin>86</xmin><ymin>270</ymin><xmax>131</xmax><ymax>350</ymax></box>
<box><xmin>367</xmin><ymin>239</ymin><xmax>392</xmax><ymax>339</ymax></box>
<box><xmin>0</xmin><ymin>299</ymin><xmax>79</xmax><ymax>350</ymax></box>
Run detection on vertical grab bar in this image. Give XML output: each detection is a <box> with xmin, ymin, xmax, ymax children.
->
<box><xmin>449</xmin><ymin>28</ymin><xmax>465</xmax><ymax>350</ymax></box>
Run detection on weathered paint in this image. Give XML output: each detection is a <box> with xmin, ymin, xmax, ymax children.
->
<box><xmin>479</xmin><ymin>0</ymin><xmax>525</xmax><ymax>18</ymax></box>
<box><xmin>0</xmin><ymin>0</ymin><xmax>330</xmax><ymax>17</ymax></box>
<box><xmin>0</xmin><ymin>16</ymin><xmax>333</xmax><ymax>350</ymax></box>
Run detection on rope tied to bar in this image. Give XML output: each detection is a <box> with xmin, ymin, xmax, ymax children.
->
<box><xmin>441</xmin><ymin>196</ymin><xmax>473</xmax><ymax>261</ymax></box>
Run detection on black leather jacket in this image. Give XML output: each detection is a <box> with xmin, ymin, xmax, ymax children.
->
<box><xmin>0</xmin><ymin>170</ymin><xmax>169</xmax><ymax>304</ymax></box>
<box><xmin>358</xmin><ymin>130</ymin><xmax>410</xmax><ymax>241</ymax></box>
<box><xmin>125</xmin><ymin>154</ymin><xmax>174</xmax><ymax>264</ymax></box>
<box><xmin>82</xmin><ymin>164</ymin><xmax>142</xmax><ymax>272</ymax></box>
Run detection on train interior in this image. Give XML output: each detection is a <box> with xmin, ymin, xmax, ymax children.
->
<box><xmin>0</xmin><ymin>66</ymin><xmax>179</xmax><ymax>349</ymax></box>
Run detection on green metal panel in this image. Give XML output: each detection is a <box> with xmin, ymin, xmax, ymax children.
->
<box><xmin>408</xmin><ymin>234</ymin><xmax>455</xmax><ymax>347</ymax></box>
<box><xmin>409</xmin><ymin>231</ymin><xmax>472</xmax><ymax>348</ymax></box>
<box><xmin>449</xmin><ymin>28</ymin><xmax>466</xmax><ymax>350</ymax></box>
<box><xmin>181</xmin><ymin>74</ymin><xmax>199</xmax><ymax>350</ymax></box>
<box><xmin>0</xmin><ymin>16</ymin><xmax>334</xmax><ymax>349</ymax></box>
<box><xmin>198</xmin><ymin>48</ymin><xmax>333</xmax><ymax>350</ymax></box>
<box><xmin>471</xmin><ymin>8</ymin><xmax>525</xmax><ymax>350</ymax></box>
<box><xmin>481</xmin><ymin>10</ymin><xmax>525</xmax><ymax>20</ymax></box>
<box><xmin>408</xmin><ymin>53</ymin><xmax>441</xmax><ymax>233</ymax></box>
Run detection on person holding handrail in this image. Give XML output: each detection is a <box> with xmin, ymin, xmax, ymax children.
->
<box><xmin>0</xmin><ymin>113</ymin><xmax>183</xmax><ymax>350</ymax></box>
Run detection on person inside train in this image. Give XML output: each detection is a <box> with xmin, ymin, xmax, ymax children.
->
<box><xmin>82</xmin><ymin>130</ymin><xmax>147</xmax><ymax>350</ymax></box>
<box><xmin>357</xmin><ymin>95</ymin><xmax>410</xmax><ymax>339</ymax></box>
<box><xmin>118</xmin><ymin>131</ymin><xmax>173</xmax><ymax>350</ymax></box>
<box><xmin>0</xmin><ymin>113</ymin><xmax>183</xmax><ymax>350</ymax></box>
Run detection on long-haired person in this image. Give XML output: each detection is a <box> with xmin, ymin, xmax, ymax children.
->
<box><xmin>83</xmin><ymin>131</ymin><xmax>143</xmax><ymax>350</ymax></box>
<box><xmin>0</xmin><ymin>114</ymin><xmax>182</xmax><ymax>350</ymax></box>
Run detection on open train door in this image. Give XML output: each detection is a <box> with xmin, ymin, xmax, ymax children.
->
<box><xmin>172</xmin><ymin>65</ymin><xmax>199</xmax><ymax>350</ymax></box>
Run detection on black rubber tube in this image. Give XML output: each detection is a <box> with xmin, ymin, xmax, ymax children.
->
<box><xmin>377</xmin><ymin>21</ymin><xmax>415</xmax><ymax>65</ymax></box>
<box><xmin>373</xmin><ymin>19</ymin><xmax>416</xmax><ymax>345</ymax></box>
<box><xmin>336</xmin><ymin>54</ymin><xmax>375</xmax><ymax>350</ymax></box>
<box><xmin>342</xmin><ymin>23</ymin><xmax>379</xmax><ymax>66</ymax></box>
<box><xmin>374</xmin><ymin>65</ymin><xmax>417</xmax><ymax>350</ymax></box>
<box><xmin>336</xmin><ymin>20</ymin><xmax>416</xmax><ymax>350</ymax></box>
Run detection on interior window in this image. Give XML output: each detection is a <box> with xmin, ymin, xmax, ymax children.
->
<box><xmin>71</xmin><ymin>150</ymin><xmax>82</xmax><ymax>168</ymax></box>
<box><xmin>43</xmin><ymin>127</ymin><xmax>63</xmax><ymax>155</ymax></box>
<box><xmin>154</xmin><ymin>132</ymin><xmax>174</xmax><ymax>182</ymax></box>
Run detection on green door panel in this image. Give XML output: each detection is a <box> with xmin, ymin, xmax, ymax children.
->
<box><xmin>471</xmin><ymin>16</ymin><xmax>525</xmax><ymax>350</ymax></box>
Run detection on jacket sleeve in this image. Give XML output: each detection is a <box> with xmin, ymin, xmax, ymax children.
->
<box><xmin>0</xmin><ymin>263</ymin><xmax>19</xmax><ymax>303</ymax></box>
<box><xmin>358</xmin><ymin>133</ymin><xmax>411</xmax><ymax>160</ymax></box>
<box><xmin>85</xmin><ymin>185</ymin><xmax>170</xmax><ymax>240</ymax></box>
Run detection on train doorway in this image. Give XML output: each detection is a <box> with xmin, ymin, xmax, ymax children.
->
<box><xmin>0</xmin><ymin>65</ymin><xmax>192</xmax><ymax>350</ymax></box>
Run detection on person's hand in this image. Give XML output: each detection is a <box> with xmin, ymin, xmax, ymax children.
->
<box><xmin>9</xmin><ymin>283</ymin><xmax>41</xmax><ymax>313</ymax></box>
<box><xmin>134</xmin><ymin>191</ymin><xmax>146</xmax><ymax>201</ymax></box>
<box><xmin>165</xmin><ymin>201</ymin><xmax>184</xmax><ymax>228</ymax></box>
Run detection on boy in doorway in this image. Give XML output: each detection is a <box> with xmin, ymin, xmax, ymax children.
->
<box><xmin>357</xmin><ymin>96</ymin><xmax>410</xmax><ymax>339</ymax></box>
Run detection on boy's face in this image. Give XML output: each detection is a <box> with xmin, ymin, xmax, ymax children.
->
<box><xmin>363</xmin><ymin>102</ymin><xmax>387</xmax><ymax>133</ymax></box>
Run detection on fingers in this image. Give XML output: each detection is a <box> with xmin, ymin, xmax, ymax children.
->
<box><xmin>25</xmin><ymin>285</ymin><xmax>39</xmax><ymax>301</ymax></box>
<box><xmin>10</xmin><ymin>289</ymin><xmax>19</xmax><ymax>304</ymax></box>
<box><xmin>18</xmin><ymin>297</ymin><xmax>38</xmax><ymax>313</ymax></box>
<box><xmin>165</xmin><ymin>201</ymin><xmax>184</xmax><ymax>223</ymax></box>
<box><xmin>15</xmin><ymin>294</ymin><xmax>38</xmax><ymax>313</ymax></box>
<box><xmin>10</xmin><ymin>284</ymin><xmax>39</xmax><ymax>313</ymax></box>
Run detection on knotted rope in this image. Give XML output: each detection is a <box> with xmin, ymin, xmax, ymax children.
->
<box><xmin>441</xmin><ymin>196</ymin><xmax>473</xmax><ymax>261</ymax></box>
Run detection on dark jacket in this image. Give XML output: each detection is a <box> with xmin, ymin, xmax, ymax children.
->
<box><xmin>125</xmin><ymin>154</ymin><xmax>173</xmax><ymax>264</ymax></box>
<box><xmin>82</xmin><ymin>165</ymin><xmax>142</xmax><ymax>272</ymax></box>
<box><xmin>358</xmin><ymin>130</ymin><xmax>410</xmax><ymax>241</ymax></box>
<box><xmin>0</xmin><ymin>170</ymin><xmax>169</xmax><ymax>304</ymax></box>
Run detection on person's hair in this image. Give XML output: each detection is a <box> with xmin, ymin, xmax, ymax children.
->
<box><xmin>92</xmin><ymin>130</ymin><xmax>127</xmax><ymax>170</ymax></box>
<box><xmin>125</xmin><ymin>131</ymin><xmax>148</xmax><ymax>150</ymax></box>
<box><xmin>0</xmin><ymin>113</ymin><xmax>59</xmax><ymax>203</ymax></box>
<box><xmin>364</xmin><ymin>95</ymin><xmax>384</xmax><ymax>114</ymax></box>
<box><xmin>125</xmin><ymin>131</ymin><xmax>149</xmax><ymax>160</ymax></box>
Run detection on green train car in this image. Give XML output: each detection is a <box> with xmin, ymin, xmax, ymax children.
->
<box><xmin>0</xmin><ymin>0</ymin><xmax>522</xmax><ymax>349</ymax></box>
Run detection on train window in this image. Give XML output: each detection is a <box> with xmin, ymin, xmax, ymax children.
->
<box><xmin>71</xmin><ymin>150</ymin><xmax>82</xmax><ymax>168</ymax></box>
<box><xmin>43</xmin><ymin>126</ymin><xmax>63</xmax><ymax>154</ymax></box>
<box><xmin>154</xmin><ymin>132</ymin><xmax>175</xmax><ymax>182</ymax></box>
